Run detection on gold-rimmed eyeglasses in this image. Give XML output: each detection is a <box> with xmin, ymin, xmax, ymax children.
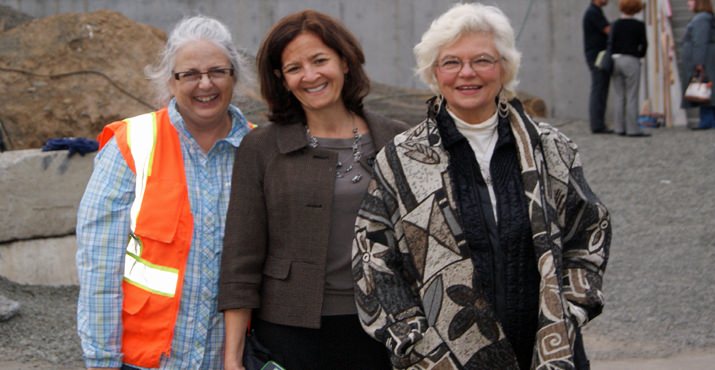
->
<box><xmin>436</xmin><ymin>55</ymin><xmax>502</xmax><ymax>74</ymax></box>
<box><xmin>173</xmin><ymin>67</ymin><xmax>234</xmax><ymax>82</ymax></box>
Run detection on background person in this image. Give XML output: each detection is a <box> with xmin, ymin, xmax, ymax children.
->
<box><xmin>610</xmin><ymin>0</ymin><xmax>649</xmax><ymax>137</ymax></box>
<box><xmin>680</xmin><ymin>0</ymin><xmax>715</xmax><ymax>130</ymax></box>
<box><xmin>583</xmin><ymin>0</ymin><xmax>613</xmax><ymax>134</ymax></box>
<box><xmin>353</xmin><ymin>3</ymin><xmax>611</xmax><ymax>369</ymax></box>
<box><xmin>76</xmin><ymin>15</ymin><xmax>254</xmax><ymax>369</ymax></box>
<box><xmin>218</xmin><ymin>10</ymin><xmax>408</xmax><ymax>370</ymax></box>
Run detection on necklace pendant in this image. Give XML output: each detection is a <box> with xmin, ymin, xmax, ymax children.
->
<box><xmin>351</xmin><ymin>174</ymin><xmax>362</xmax><ymax>183</ymax></box>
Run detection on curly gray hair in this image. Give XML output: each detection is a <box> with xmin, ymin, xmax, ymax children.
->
<box><xmin>145</xmin><ymin>15</ymin><xmax>255</xmax><ymax>106</ymax></box>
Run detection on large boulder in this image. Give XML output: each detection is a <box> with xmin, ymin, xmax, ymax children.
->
<box><xmin>0</xmin><ymin>149</ymin><xmax>95</xmax><ymax>242</ymax></box>
<box><xmin>0</xmin><ymin>10</ymin><xmax>166</xmax><ymax>150</ymax></box>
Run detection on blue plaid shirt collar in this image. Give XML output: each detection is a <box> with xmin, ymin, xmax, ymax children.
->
<box><xmin>168</xmin><ymin>98</ymin><xmax>249</xmax><ymax>149</ymax></box>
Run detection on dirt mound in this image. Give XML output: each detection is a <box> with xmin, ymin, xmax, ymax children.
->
<box><xmin>0</xmin><ymin>10</ymin><xmax>166</xmax><ymax>150</ymax></box>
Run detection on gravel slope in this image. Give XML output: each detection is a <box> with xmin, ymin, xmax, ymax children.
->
<box><xmin>1</xmin><ymin>119</ymin><xmax>713</xmax><ymax>369</ymax></box>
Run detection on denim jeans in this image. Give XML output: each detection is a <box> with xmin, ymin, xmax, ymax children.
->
<box><xmin>698</xmin><ymin>105</ymin><xmax>715</xmax><ymax>129</ymax></box>
<box><xmin>589</xmin><ymin>66</ymin><xmax>611</xmax><ymax>132</ymax></box>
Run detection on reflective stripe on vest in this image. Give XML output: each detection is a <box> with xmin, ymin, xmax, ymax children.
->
<box><xmin>123</xmin><ymin>113</ymin><xmax>179</xmax><ymax>297</ymax></box>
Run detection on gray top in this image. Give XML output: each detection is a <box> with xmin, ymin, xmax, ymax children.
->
<box><xmin>316</xmin><ymin>135</ymin><xmax>375</xmax><ymax>315</ymax></box>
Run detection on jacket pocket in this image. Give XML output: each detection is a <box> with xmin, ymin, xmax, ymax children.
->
<box><xmin>262</xmin><ymin>256</ymin><xmax>292</xmax><ymax>280</ymax></box>
<box><xmin>134</xmin><ymin>178</ymin><xmax>187</xmax><ymax>243</ymax></box>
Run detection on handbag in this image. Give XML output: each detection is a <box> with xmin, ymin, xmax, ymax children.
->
<box><xmin>594</xmin><ymin>49</ymin><xmax>613</xmax><ymax>72</ymax></box>
<box><xmin>684</xmin><ymin>72</ymin><xmax>712</xmax><ymax>104</ymax></box>
<box><xmin>242</xmin><ymin>329</ymin><xmax>286</xmax><ymax>370</ymax></box>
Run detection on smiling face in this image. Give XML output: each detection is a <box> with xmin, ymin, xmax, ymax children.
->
<box><xmin>169</xmin><ymin>39</ymin><xmax>235</xmax><ymax>132</ymax></box>
<box><xmin>434</xmin><ymin>32</ymin><xmax>503</xmax><ymax>123</ymax></box>
<box><xmin>280</xmin><ymin>32</ymin><xmax>349</xmax><ymax>116</ymax></box>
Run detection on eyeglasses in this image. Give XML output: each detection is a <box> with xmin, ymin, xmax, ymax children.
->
<box><xmin>436</xmin><ymin>55</ymin><xmax>502</xmax><ymax>74</ymax></box>
<box><xmin>173</xmin><ymin>67</ymin><xmax>234</xmax><ymax>82</ymax></box>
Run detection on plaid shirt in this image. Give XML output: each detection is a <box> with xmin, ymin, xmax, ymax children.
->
<box><xmin>76</xmin><ymin>99</ymin><xmax>250</xmax><ymax>369</ymax></box>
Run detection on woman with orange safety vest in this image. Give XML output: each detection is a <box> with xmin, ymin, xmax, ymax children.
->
<box><xmin>76</xmin><ymin>15</ymin><xmax>254</xmax><ymax>369</ymax></box>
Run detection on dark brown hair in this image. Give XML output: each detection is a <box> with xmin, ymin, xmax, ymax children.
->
<box><xmin>693</xmin><ymin>0</ymin><xmax>714</xmax><ymax>13</ymax></box>
<box><xmin>619</xmin><ymin>0</ymin><xmax>644</xmax><ymax>15</ymax></box>
<box><xmin>256</xmin><ymin>10</ymin><xmax>370</xmax><ymax>125</ymax></box>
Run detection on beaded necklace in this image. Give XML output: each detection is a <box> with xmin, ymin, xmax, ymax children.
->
<box><xmin>306</xmin><ymin>115</ymin><xmax>363</xmax><ymax>183</ymax></box>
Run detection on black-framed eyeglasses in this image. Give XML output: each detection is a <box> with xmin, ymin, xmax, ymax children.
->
<box><xmin>173</xmin><ymin>67</ymin><xmax>235</xmax><ymax>82</ymax></box>
<box><xmin>436</xmin><ymin>55</ymin><xmax>502</xmax><ymax>74</ymax></box>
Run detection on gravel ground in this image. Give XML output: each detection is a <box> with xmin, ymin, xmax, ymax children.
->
<box><xmin>1</xmin><ymin>118</ymin><xmax>714</xmax><ymax>369</ymax></box>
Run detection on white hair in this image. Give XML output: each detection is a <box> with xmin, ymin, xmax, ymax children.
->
<box><xmin>145</xmin><ymin>15</ymin><xmax>256</xmax><ymax>106</ymax></box>
<box><xmin>414</xmin><ymin>2</ymin><xmax>521</xmax><ymax>98</ymax></box>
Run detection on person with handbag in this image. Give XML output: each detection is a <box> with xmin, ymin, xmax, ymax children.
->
<box><xmin>610</xmin><ymin>0</ymin><xmax>649</xmax><ymax>137</ymax></box>
<box><xmin>217</xmin><ymin>9</ymin><xmax>408</xmax><ymax>370</ymax></box>
<box><xmin>680</xmin><ymin>0</ymin><xmax>715</xmax><ymax>130</ymax></box>
<box><xmin>583</xmin><ymin>0</ymin><xmax>614</xmax><ymax>134</ymax></box>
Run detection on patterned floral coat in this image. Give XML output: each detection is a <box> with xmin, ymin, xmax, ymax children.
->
<box><xmin>352</xmin><ymin>99</ymin><xmax>611</xmax><ymax>369</ymax></box>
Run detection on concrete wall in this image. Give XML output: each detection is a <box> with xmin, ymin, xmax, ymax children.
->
<box><xmin>0</xmin><ymin>0</ymin><xmax>621</xmax><ymax>121</ymax></box>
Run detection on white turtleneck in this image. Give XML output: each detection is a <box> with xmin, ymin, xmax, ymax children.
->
<box><xmin>448</xmin><ymin>108</ymin><xmax>499</xmax><ymax>222</ymax></box>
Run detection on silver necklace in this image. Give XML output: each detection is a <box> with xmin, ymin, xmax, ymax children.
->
<box><xmin>306</xmin><ymin>115</ymin><xmax>363</xmax><ymax>183</ymax></box>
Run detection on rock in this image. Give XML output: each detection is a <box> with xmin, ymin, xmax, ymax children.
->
<box><xmin>0</xmin><ymin>294</ymin><xmax>20</xmax><ymax>322</ymax></box>
<box><xmin>0</xmin><ymin>149</ymin><xmax>95</xmax><ymax>242</ymax></box>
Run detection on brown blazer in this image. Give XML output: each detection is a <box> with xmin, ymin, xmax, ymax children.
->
<box><xmin>218</xmin><ymin>111</ymin><xmax>409</xmax><ymax>328</ymax></box>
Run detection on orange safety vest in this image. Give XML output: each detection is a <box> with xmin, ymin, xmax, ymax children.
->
<box><xmin>98</xmin><ymin>108</ymin><xmax>193</xmax><ymax>368</ymax></box>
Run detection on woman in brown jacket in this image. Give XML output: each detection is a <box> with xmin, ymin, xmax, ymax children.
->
<box><xmin>218</xmin><ymin>10</ymin><xmax>408</xmax><ymax>370</ymax></box>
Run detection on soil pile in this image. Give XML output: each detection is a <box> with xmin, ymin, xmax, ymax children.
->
<box><xmin>0</xmin><ymin>10</ymin><xmax>166</xmax><ymax>150</ymax></box>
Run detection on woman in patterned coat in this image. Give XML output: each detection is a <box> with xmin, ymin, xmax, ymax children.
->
<box><xmin>352</xmin><ymin>3</ymin><xmax>611</xmax><ymax>369</ymax></box>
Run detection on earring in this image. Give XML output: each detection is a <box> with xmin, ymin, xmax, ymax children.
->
<box><xmin>498</xmin><ymin>93</ymin><xmax>509</xmax><ymax>119</ymax></box>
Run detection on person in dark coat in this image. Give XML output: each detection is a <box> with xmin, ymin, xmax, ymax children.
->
<box><xmin>583</xmin><ymin>0</ymin><xmax>613</xmax><ymax>134</ymax></box>
<box><xmin>680</xmin><ymin>0</ymin><xmax>715</xmax><ymax>129</ymax></box>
